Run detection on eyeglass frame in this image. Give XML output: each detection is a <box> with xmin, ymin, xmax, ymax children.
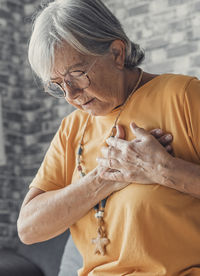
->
<box><xmin>44</xmin><ymin>58</ymin><xmax>97</xmax><ymax>99</ymax></box>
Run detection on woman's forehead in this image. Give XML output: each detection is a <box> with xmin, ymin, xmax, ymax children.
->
<box><xmin>52</xmin><ymin>42</ymin><xmax>88</xmax><ymax>77</ymax></box>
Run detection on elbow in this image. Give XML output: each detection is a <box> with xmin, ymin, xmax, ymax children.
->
<box><xmin>18</xmin><ymin>236</ymin><xmax>33</xmax><ymax>245</ymax></box>
<box><xmin>17</xmin><ymin>218</ymin><xmax>35</xmax><ymax>245</ymax></box>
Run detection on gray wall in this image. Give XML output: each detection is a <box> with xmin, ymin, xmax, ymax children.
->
<box><xmin>0</xmin><ymin>0</ymin><xmax>199</xmax><ymax>250</ymax></box>
<box><xmin>106</xmin><ymin>0</ymin><xmax>200</xmax><ymax>77</ymax></box>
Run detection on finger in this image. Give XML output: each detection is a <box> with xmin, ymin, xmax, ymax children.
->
<box><xmin>100</xmin><ymin>169</ymin><xmax>124</xmax><ymax>181</ymax></box>
<box><xmin>150</xmin><ymin>128</ymin><xmax>164</xmax><ymax>138</ymax></box>
<box><xmin>106</xmin><ymin>136</ymin><xmax>128</xmax><ymax>149</ymax></box>
<box><xmin>158</xmin><ymin>134</ymin><xmax>173</xmax><ymax>146</ymax></box>
<box><xmin>97</xmin><ymin>157</ymin><xmax>111</xmax><ymax>168</ymax></box>
<box><xmin>97</xmin><ymin>157</ymin><xmax>122</xmax><ymax>170</ymax></box>
<box><xmin>97</xmin><ymin>165</ymin><xmax>108</xmax><ymax>175</ymax></box>
<box><xmin>165</xmin><ymin>144</ymin><xmax>173</xmax><ymax>153</ymax></box>
<box><xmin>115</xmin><ymin>124</ymin><xmax>125</xmax><ymax>139</ymax></box>
<box><xmin>101</xmin><ymin>146</ymin><xmax>120</xmax><ymax>158</ymax></box>
<box><xmin>130</xmin><ymin>122</ymin><xmax>149</xmax><ymax>139</ymax></box>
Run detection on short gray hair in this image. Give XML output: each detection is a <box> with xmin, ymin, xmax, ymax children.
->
<box><xmin>28</xmin><ymin>0</ymin><xmax>145</xmax><ymax>82</ymax></box>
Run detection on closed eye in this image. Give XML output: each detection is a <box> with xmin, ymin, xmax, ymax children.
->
<box><xmin>69</xmin><ymin>71</ymin><xmax>85</xmax><ymax>78</ymax></box>
<box><xmin>50</xmin><ymin>62</ymin><xmax>89</xmax><ymax>81</ymax></box>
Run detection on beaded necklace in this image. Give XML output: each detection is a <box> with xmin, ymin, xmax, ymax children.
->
<box><xmin>77</xmin><ymin>68</ymin><xmax>143</xmax><ymax>255</ymax></box>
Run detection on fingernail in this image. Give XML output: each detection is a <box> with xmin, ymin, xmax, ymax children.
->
<box><xmin>165</xmin><ymin>134</ymin><xmax>172</xmax><ymax>141</ymax></box>
<box><xmin>156</xmin><ymin>129</ymin><xmax>162</xmax><ymax>135</ymax></box>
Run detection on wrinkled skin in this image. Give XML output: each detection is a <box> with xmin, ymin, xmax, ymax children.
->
<box><xmin>97</xmin><ymin>122</ymin><xmax>173</xmax><ymax>184</ymax></box>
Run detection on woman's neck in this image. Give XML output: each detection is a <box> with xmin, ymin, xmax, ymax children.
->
<box><xmin>124</xmin><ymin>67</ymin><xmax>159</xmax><ymax>100</ymax></box>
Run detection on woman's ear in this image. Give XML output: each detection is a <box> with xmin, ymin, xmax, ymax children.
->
<box><xmin>109</xmin><ymin>40</ymin><xmax>126</xmax><ymax>69</ymax></box>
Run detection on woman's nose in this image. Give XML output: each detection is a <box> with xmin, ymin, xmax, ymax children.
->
<box><xmin>64</xmin><ymin>85</ymin><xmax>83</xmax><ymax>100</ymax></box>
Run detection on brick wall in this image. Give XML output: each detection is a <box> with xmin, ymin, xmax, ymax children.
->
<box><xmin>0</xmin><ymin>0</ymin><xmax>199</xmax><ymax>249</ymax></box>
<box><xmin>106</xmin><ymin>0</ymin><xmax>200</xmax><ymax>77</ymax></box>
<box><xmin>0</xmin><ymin>0</ymin><xmax>25</xmax><ymax>249</ymax></box>
<box><xmin>0</xmin><ymin>0</ymin><xmax>74</xmax><ymax>249</ymax></box>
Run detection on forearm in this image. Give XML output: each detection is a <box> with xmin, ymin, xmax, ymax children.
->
<box><xmin>17</xmin><ymin>169</ymin><xmax>113</xmax><ymax>244</ymax></box>
<box><xmin>158</xmin><ymin>156</ymin><xmax>200</xmax><ymax>199</ymax></box>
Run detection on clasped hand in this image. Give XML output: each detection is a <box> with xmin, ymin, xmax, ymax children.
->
<box><xmin>97</xmin><ymin>122</ymin><xmax>173</xmax><ymax>185</ymax></box>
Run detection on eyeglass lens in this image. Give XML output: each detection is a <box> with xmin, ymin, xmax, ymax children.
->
<box><xmin>45</xmin><ymin>72</ymin><xmax>90</xmax><ymax>98</ymax></box>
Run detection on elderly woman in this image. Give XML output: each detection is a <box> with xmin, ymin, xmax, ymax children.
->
<box><xmin>17</xmin><ymin>0</ymin><xmax>200</xmax><ymax>275</ymax></box>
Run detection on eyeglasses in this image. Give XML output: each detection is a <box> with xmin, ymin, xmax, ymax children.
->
<box><xmin>44</xmin><ymin>59</ymin><xmax>97</xmax><ymax>99</ymax></box>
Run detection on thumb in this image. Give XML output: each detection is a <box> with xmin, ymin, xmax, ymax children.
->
<box><xmin>115</xmin><ymin>124</ymin><xmax>126</xmax><ymax>139</ymax></box>
<box><xmin>130</xmin><ymin>122</ymin><xmax>148</xmax><ymax>139</ymax></box>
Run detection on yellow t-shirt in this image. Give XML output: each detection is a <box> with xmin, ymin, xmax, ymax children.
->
<box><xmin>30</xmin><ymin>74</ymin><xmax>200</xmax><ymax>276</ymax></box>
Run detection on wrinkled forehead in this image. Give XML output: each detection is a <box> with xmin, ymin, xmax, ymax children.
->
<box><xmin>51</xmin><ymin>41</ymin><xmax>89</xmax><ymax>78</ymax></box>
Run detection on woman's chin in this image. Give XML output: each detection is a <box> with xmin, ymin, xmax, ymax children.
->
<box><xmin>82</xmin><ymin>107</ymin><xmax>108</xmax><ymax>116</ymax></box>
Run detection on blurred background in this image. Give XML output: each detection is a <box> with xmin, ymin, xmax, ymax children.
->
<box><xmin>0</xmin><ymin>0</ymin><xmax>200</xmax><ymax>272</ymax></box>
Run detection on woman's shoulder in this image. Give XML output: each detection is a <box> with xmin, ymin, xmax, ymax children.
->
<box><xmin>141</xmin><ymin>71</ymin><xmax>198</xmax><ymax>94</ymax></box>
<box><xmin>143</xmin><ymin>73</ymin><xmax>199</xmax><ymax>101</ymax></box>
<box><xmin>137</xmin><ymin>72</ymin><xmax>200</xmax><ymax>109</ymax></box>
<box><xmin>157</xmin><ymin>73</ymin><xmax>198</xmax><ymax>91</ymax></box>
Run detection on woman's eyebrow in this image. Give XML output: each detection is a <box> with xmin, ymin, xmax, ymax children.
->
<box><xmin>50</xmin><ymin>62</ymin><xmax>88</xmax><ymax>80</ymax></box>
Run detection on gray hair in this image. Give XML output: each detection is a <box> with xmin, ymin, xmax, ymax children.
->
<box><xmin>28</xmin><ymin>0</ymin><xmax>145</xmax><ymax>82</ymax></box>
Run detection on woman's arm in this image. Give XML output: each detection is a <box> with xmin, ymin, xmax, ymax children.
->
<box><xmin>17</xmin><ymin>167</ymin><xmax>128</xmax><ymax>245</ymax></box>
<box><xmin>159</xmin><ymin>155</ymin><xmax>200</xmax><ymax>199</ymax></box>
<box><xmin>17</xmin><ymin>125</ymin><xmax>173</xmax><ymax>244</ymax></box>
<box><xmin>97</xmin><ymin>122</ymin><xmax>200</xmax><ymax>199</ymax></box>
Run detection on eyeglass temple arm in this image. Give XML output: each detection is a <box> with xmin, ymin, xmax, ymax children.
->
<box><xmin>84</xmin><ymin>58</ymin><xmax>97</xmax><ymax>75</ymax></box>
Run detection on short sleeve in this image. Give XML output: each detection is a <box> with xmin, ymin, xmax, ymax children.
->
<box><xmin>184</xmin><ymin>78</ymin><xmax>200</xmax><ymax>159</ymax></box>
<box><xmin>29</xmin><ymin>118</ymin><xmax>67</xmax><ymax>191</ymax></box>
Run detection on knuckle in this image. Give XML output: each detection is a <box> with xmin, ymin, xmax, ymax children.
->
<box><xmin>113</xmin><ymin>158</ymin><xmax>119</xmax><ymax>166</ymax></box>
<box><xmin>124</xmin><ymin>143</ymin><xmax>132</xmax><ymax>155</ymax></box>
<box><xmin>164</xmin><ymin>134</ymin><xmax>172</xmax><ymax>142</ymax></box>
<box><xmin>165</xmin><ymin>145</ymin><xmax>172</xmax><ymax>151</ymax></box>
<box><xmin>158</xmin><ymin>137</ymin><xmax>165</xmax><ymax>145</ymax></box>
<box><xmin>155</xmin><ymin>129</ymin><xmax>163</xmax><ymax>135</ymax></box>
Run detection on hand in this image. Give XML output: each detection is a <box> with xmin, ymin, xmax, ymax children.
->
<box><xmin>97</xmin><ymin>122</ymin><xmax>173</xmax><ymax>184</ymax></box>
<box><xmin>150</xmin><ymin>128</ymin><xmax>173</xmax><ymax>155</ymax></box>
<box><xmin>105</xmin><ymin>124</ymin><xmax>173</xmax><ymax>154</ymax></box>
